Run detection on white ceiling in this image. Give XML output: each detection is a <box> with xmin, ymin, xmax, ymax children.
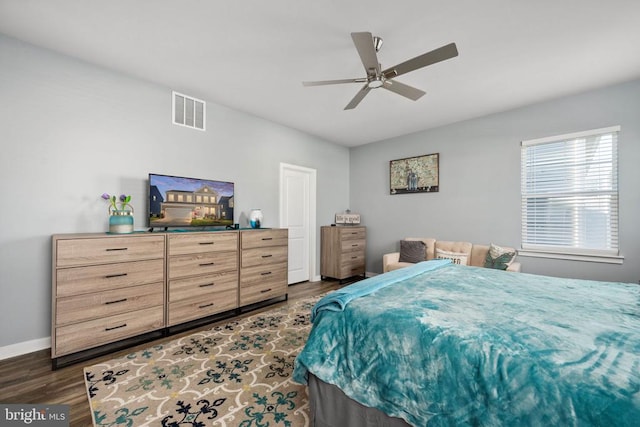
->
<box><xmin>1</xmin><ymin>0</ymin><xmax>640</xmax><ymax>147</ymax></box>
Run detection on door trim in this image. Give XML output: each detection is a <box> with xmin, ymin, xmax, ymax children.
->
<box><xmin>279</xmin><ymin>163</ymin><xmax>318</xmax><ymax>282</ymax></box>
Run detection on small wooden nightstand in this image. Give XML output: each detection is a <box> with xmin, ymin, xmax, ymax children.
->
<box><xmin>321</xmin><ymin>225</ymin><xmax>366</xmax><ymax>283</ymax></box>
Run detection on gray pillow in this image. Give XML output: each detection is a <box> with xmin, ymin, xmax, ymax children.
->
<box><xmin>399</xmin><ymin>240</ymin><xmax>427</xmax><ymax>263</ymax></box>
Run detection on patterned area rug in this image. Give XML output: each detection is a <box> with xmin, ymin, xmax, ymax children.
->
<box><xmin>83</xmin><ymin>295</ymin><xmax>321</xmax><ymax>426</ymax></box>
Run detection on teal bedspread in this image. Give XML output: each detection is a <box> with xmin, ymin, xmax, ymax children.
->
<box><xmin>293</xmin><ymin>262</ymin><xmax>640</xmax><ymax>426</ymax></box>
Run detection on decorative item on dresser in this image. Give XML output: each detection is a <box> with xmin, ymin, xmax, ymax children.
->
<box><xmin>248</xmin><ymin>208</ymin><xmax>264</xmax><ymax>228</ymax></box>
<box><xmin>51</xmin><ymin>233</ymin><xmax>165</xmax><ymax>369</ymax></box>
<box><xmin>321</xmin><ymin>225</ymin><xmax>366</xmax><ymax>283</ymax></box>
<box><xmin>166</xmin><ymin>232</ymin><xmax>239</xmax><ymax>327</ymax></box>
<box><xmin>51</xmin><ymin>228</ymin><xmax>289</xmax><ymax>369</ymax></box>
<box><xmin>239</xmin><ymin>228</ymin><xmax>289</xmax><ymax>307</ymax></box>
<box><xmin>101</xmin><ymin>193</ymin><xmax>134</xmax><ymax>234</ymax></box>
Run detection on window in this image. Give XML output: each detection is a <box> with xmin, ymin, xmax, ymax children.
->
<box><xmin>521</xmin><ymin>126</ymin><xmax>620</xmax><ymax>261</ymax></box>
<box><xmin>173</xmin><ymin>91</ymin><xmax>206</xmax><ymax>131</ymax></box>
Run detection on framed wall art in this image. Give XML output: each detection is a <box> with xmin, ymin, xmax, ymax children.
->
<box><xmin>389</xmin><ymin>153</ymin><xmax>439</xmax><ymax>194</ymax></box>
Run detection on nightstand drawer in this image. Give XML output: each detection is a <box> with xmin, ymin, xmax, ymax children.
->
<box><xmin>56</xmin><ymin>282</ymin><xmax>163</xmax><ymax>325</ymax></box>
<box><xmin>168</xmin><ymin>232</ymin><xmax>238</xmax><ymax>255</ymax></box>
<box><xmin>341</xmin><ymin>251</ymin><xmax>365</xmax><ymax>266</ymax></box>
<box><xmin>168</xmin><ymin>251</ymin><xmax>238</xmax><ymax>279</ymax></box>
<box><xmin>169</xmin><ymin>271</ymin><xmax>238</xmax><ymax>302</ymax></box>
<box><xmin>55</xmin><ymin>306</ymin><xmax>164</xmax><ymax>356</ymax></box>
<box><xmin>340</xmin><ymin>262</ymin><xmax>365</xmax><ymax>278</ymax></box>
<box><xmin>241</xmin><ymin>229</ymin><xmax>288</xmax><ymax>249</ymax></box>
<box><xmin>340</xmin><ymin>238</ymin><xmax>365</xmax><ymax>252</ymax></box>
<box><xmin>339</xmin><ymin>228</ymin><xmax>366</xmax><ymax>241</ymax></box>
<box><xmin>56</xmin><ymin>259</ymin><xmax>164</xmax><ymax>297</ymax></box>
<box><xmin>56</xmin><ymin>235</ymin><xmax>165</xmax><ymax>267</ymax></box>
<box><xmin>168</xmin><ymin>288</ymin><xmax>238</xmax><ymax>325</ymax></box>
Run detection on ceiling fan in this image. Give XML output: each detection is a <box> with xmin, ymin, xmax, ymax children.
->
<box><xmin>303</xmin><ymin>32</ymin><xmax>458</xmax><ymax>110</ymax></box>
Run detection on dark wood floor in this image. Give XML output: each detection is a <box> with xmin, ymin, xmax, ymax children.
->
<box><xmin>0</xmin><ymin>279</ymin><xmax>343</xmax><ymax>427</ymax></box>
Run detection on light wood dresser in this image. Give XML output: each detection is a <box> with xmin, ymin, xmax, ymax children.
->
<box><xmin>52</xmin><ymin>234</ymin><xmax>165</xmax><ymax>367</ymax></box>
<box><xmin>239</xmin><ymin>228</ymin><xmax>289</xmax><ymax>306</ymax></box>
<box><xmin>166</xmin><ymin>232</ymin><xmax>238</xmax><ymax>326</ymax></box>
<box><xmin>321</xmin><ymin>225</ymin><xmax>366</xmax><ymax>283</ymax></box>
<box><xmin>52</xmin><ymin>229</ymin><xmax>288</xmax><ymax>368</ymax></box>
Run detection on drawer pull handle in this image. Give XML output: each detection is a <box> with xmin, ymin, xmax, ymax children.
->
<box><xmin>199</xmin><ymin>242</ymin><xmax>214</xmax><ymax>245</ymax></box>
<box><xmin>261</xmin><ymin>271</ymin><xmax>272</xmax><ymax>276</ymax></box>
<box><xmin>352</xmin><ymin>244</ymin><xmax>358</xmax><ymax>247</ymax></box>
<box><xmin>105</xmin><ymin>273</ymin><xmax>128</xmax><ymax>279</ymax></box>
<box><xmin>199</xmin><ymin>283</ymin><xmax>215</xmax><ymax>288</ymax></box>
<box><xmin>261</xmin><ymin>237</ymin><xmax>273</xmax><ymax>241</ymax></box>
<box><xmin>105</xmin><ymin>298</ymin><xmax>127</xmax><ymax>305</ymax></box>
<box><xmin>105</xmin><ymin>324</ymin><xmax>127</xmax><ymax>331</ymax></box>
<box><xmin>260</xmin><ymin>288</ymin><xmax>272</xmax><ymax>293</ymax></box>
<box><xmin>199</xmin><ymin>303</ymin><xmax>214</xmax><ymax>309</ymax></box>
<box><xmin>199</xmin><ymin>262</ymin><xmax>215</xmax><ymax>267</ymax></box>
<box><xmin>261</xmin><ymin>254</ymin><xmax>273</xmax><ymax>258</ymax></box>
<box><xmin>106</xmin><ymin>247</ymin><xmax>128</xmax><ymax>252</ymax></box>
<box><xmin>351</xmin><ymin>256</ymin><xmax>357</xmax><ymax>259</ymax></box>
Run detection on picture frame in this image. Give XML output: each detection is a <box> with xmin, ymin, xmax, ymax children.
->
<box><xmin>389</xmin><ymin>153</ymin><xmax>439</xmax><ymax>194</ymax></box>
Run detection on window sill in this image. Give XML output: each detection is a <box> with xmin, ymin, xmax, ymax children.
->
<box><xmin>518</xmin><ymin>249</ymin><xmax>624</xmax><ymax>264</ymax></box>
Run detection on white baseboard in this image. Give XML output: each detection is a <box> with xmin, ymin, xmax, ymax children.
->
<box><xmin>365</xmin><ymin>271</ymin><xmax>378</xmax><ymax>277</ymax></box>
<box><xmin>0</xmin><ymin>337</ymin><xmax>50</xmax><ymax>361</ymax></box>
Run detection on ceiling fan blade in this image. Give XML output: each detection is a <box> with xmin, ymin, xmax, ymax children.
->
<box><xmin>351</xmin><ymin>32</ymin><xmax>380</xmax><ymax>76</ymax></box>
<box><xmin>382</xmin><ymin>80</ymin><xmax>426</xmax><ymax>101</ymax></box>
<box><xmin>344</xmin><ymin>84</ymin><xmax>371</xmax><ymax>110</ymax></box>
<box><xmin>303</xmin><ymin>78</ymin><xmax>366</xmax><ymax>86</ymax></box>
<box><xmin>382</xmin><ymin>42</ymin><xmax>458</xmax><ymax>79</ymax></box>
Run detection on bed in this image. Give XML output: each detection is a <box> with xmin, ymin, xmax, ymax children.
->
<box><xmin>293</xmin><ymin>260</ymin><xmax>640</xmax><ymax>426</ymax></box>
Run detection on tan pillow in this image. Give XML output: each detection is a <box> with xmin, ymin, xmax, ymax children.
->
<box><xmin>435</xmin><ymin>248</ymin><xmax>468</xmax><ymax>266</ymax></box>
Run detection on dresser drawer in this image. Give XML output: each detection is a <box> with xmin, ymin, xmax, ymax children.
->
<box><xmin>168</xmin><ymin>232</ymin><xmax>238</xmax><ymax>256</ymax></box>
<box><xmin>241</xmin><ymin>245</ymin><xmax>288</xmax><ymax>268</ymax></box>
<box><xmin>168</xmin><ymin>288</ymin><xmax>238</xmax><ymax>326</ymax></box>
<box><xmin>56</xmin><ymin>259</ymin><xmax>164</xmax><ymax>297</ymax></box>
<box><xmin>339</xmin><ymin>227</ymin><xmax>366</xmax><ymax>241</ymax></box>
<box><xmin>239</xmin><ymin>262</ymin><xmax>287</xmax><ymax>287</ymax></box>
<box><xmin>340</xmin><ymin>238</ymin><xmax>366</xmax><ymax>253</ymax></box>
<box><xmin>56</xmin><ymin>282</ymin><xmax>163</xmax><ymax>325</ymax></box>
<box><xmin>241</xmin><ymin>229</ymin><xmax>288</xmax><ymax>249</ymax></box>
<box><xmin>168</xmin><ymin>251</ymin><xmax>238</xmax><ymax>279</ymax></box>
<box><xmin>55</xmin><ymin>306</ymin><xmax>164</xmax><ymax>356</ymax></box>
<box><xmin>239</xmin><ymin>278</ymin><xmax>287</xmax><ymax>306</ymax></box>
<box><xmin>168</xmin><ymin>271</ymin><xmax>238</xmax><ymax>302</ymax></box>
<box><xmin>56</xmin><ymin>235</ymin><xmax>165</xmax><ymax>267</ymax></box>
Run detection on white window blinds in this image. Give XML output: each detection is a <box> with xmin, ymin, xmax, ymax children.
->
<box><xmin>521</xmin><ymin>126</ymin><xmax>619</xmax><ymax>256</ymax></box>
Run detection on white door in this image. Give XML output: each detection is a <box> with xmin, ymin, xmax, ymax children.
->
<box><xmin>280</xmin><ymin>163</ymin><xmax>316</xmax><ymax>284</ymax></box>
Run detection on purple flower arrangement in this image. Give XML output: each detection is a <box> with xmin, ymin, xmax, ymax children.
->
<box><xmin>101</xmin><ymin>193</ymin><xmax>132</xmax><ymax>212</ymax></box>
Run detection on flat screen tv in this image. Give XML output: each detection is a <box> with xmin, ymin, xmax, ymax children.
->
<box><xmin>148</xmin><ymin>173</ymin><xmax>234</xmax><ymax>229</ymax></box>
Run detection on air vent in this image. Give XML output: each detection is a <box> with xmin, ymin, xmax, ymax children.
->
<box><xmin>173</xmin><ymin>91</ymin><xmax>205</xmax><ymax>131</ymax></box>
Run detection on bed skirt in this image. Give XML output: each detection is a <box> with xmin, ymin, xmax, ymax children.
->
<box><xmin>308</xmin><ymin>374</ymin><xmax>411</xmax><ymax>427</ymax></box>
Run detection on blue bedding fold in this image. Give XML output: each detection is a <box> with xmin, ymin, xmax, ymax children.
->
<box><xmin>312</xmin><ymin>259</ymin><xmax>451</xmax><ymax>321</ymax></box>
<box><xmin>294</xmin><ymin>264</ymin><xmax>640</xmax><ymax>426</ymax></box>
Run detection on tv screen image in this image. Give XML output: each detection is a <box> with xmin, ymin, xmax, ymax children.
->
<box><xmin>149</xmin><ymin>173</ymin><xmax>234</xmax><ymax>228</ymax></box>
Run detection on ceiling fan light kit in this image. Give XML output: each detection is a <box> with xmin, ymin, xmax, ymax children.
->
<box><xmin>303</xmin><ymin>32</ymin><xmax>458</xmax><ymax>110</ymax></box>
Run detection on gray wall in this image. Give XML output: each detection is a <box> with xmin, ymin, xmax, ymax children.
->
<box><xmin>351</xmin><ymin>79</ymin><xmax>640</xmax><ymax>284</ymax></box>
<box><xmin>0</xmin><ymin>34</ymin><xmax>349</xmax><ymax>349</ymax></box>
